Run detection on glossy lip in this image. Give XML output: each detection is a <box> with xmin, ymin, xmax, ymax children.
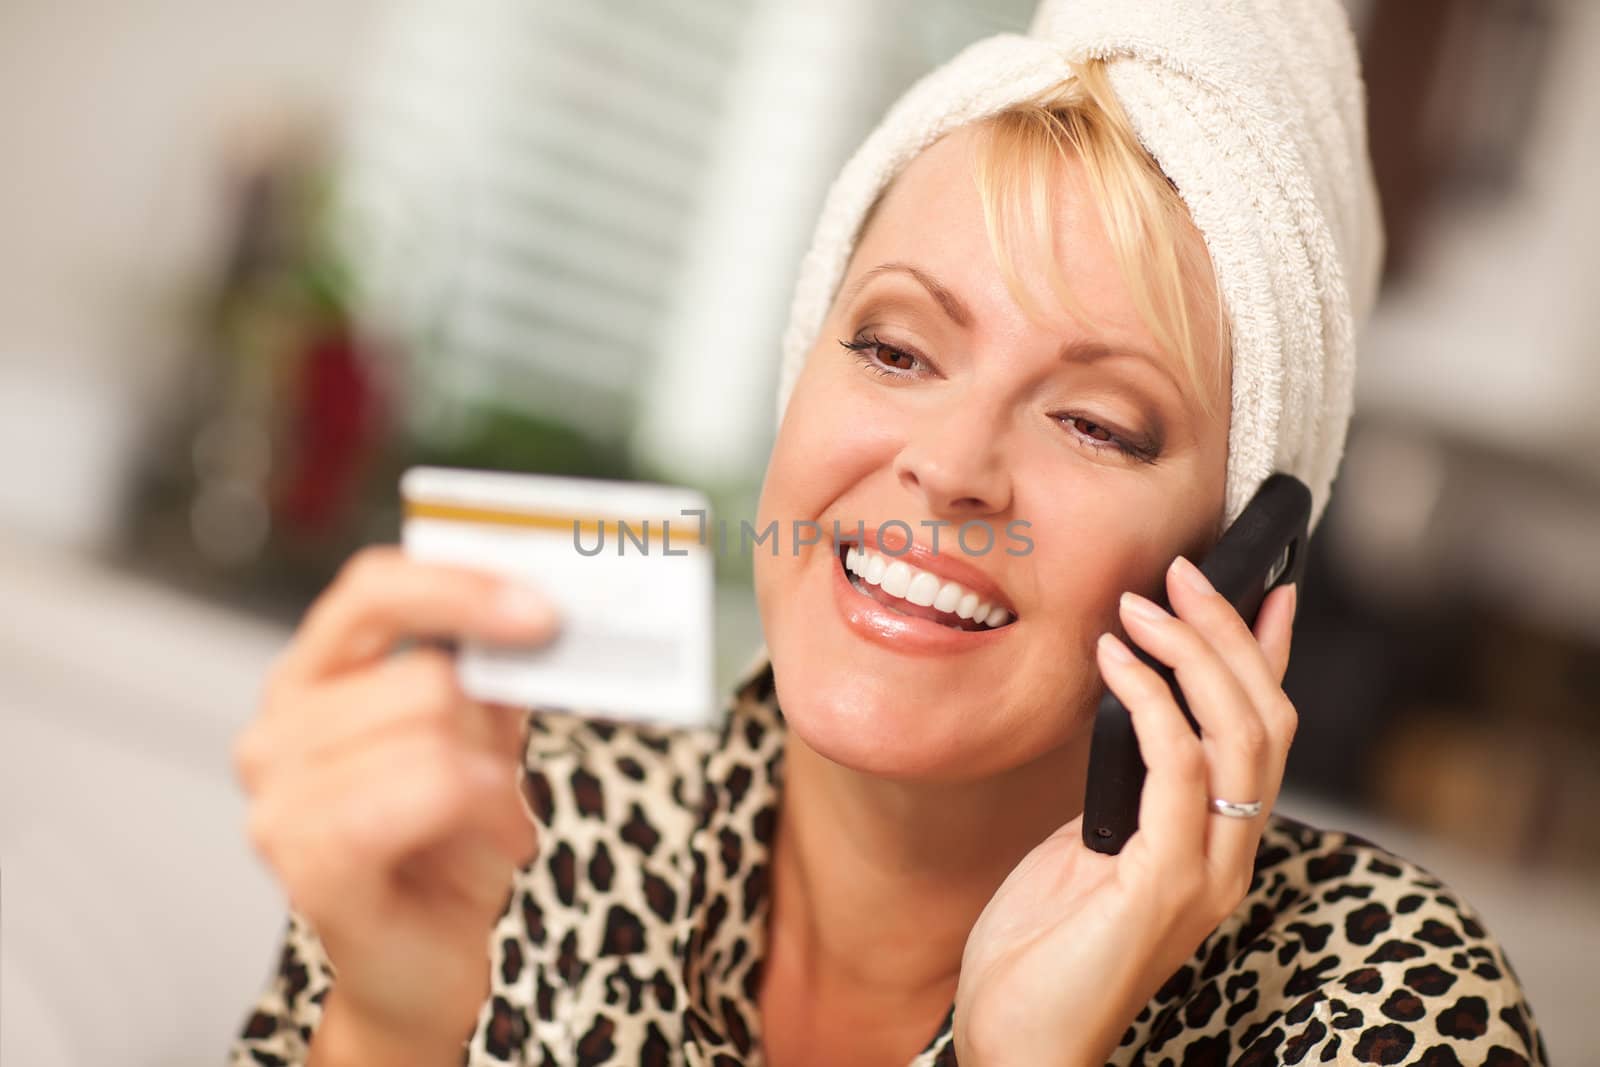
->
<box><xmin>828</xmin><ymin>536</ymin><xmax>1016</xmax><ymax>657</ymax></box>
<box><xmin>833</xmin><ymin>524</ymin><xmax>1019</xmax><ymax>617</ymax></box>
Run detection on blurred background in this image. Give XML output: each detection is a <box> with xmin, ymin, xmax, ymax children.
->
<box><xmin>1</xmin><ymin>0</ymin><xmax>1595</xmax><ymax>1063</ymax></box>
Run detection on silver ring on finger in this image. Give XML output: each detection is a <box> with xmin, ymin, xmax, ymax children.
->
<box><xmin>1210</xmin><ymin>797</ymin><xmax>1264</xmax><ymax>819</ymax></box>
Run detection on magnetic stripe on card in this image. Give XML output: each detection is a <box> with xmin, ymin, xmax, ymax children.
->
<box><xmin>403</xmin><ymin>501</ymin><xmax>707</xmax><ymax>552</ymax></box>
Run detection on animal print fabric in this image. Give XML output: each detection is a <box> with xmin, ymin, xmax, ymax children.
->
<box><xmin>228</xmin><ymin>655</ymin><xmax>1547</xmax><ymax>1066</ymax></box>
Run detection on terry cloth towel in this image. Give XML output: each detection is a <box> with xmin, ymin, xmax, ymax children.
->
<box><xmin>773</xmin><ymin>0</ymin><xmax>1384</xmax><ymax>533</ymax></box>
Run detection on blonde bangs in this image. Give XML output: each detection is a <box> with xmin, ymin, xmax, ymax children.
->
<box><xmin>972</xmin><ymin>59</ymin><xmax>1230</xmax><ymax>418</ymax></box>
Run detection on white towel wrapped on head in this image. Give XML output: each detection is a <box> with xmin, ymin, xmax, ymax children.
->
<box><xmin>774</xmin><ymin>0</ymin><xmax>1384</xmax><ymax>533</ymax></box>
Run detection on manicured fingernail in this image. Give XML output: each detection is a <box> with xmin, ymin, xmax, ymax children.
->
<box><xmin>1098</xmin><ymin>632</ymin><xmax>1135</xmax><ymax>665</ymax></box>
<box><xmin>1170</xmin><ymin>554</ymin><xmax>1212</xmax><ymax>596</ymax></box>
<box><xmin>1120</xmin><ymin>591</ymin><xmax>1167</xmax><ymax>626</ymax></box>
<box><xmin>496</xmin><ymin>583</ymin><xmax>555</xmax><ymax>626</ymax></box>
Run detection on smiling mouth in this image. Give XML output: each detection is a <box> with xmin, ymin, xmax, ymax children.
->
<box><xmin>836</xmin><ymin>542</ymin><xmax>1015</xmax><ymax>631</ymax></box>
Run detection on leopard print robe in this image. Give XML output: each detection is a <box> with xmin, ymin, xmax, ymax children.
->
<box><xmin>228</xmin><ymin>654</ymin><xmax>1548</xmax><ymax>1066</ymax></box>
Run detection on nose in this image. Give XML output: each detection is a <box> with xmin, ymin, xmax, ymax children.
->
<box><xmin>892</xmin><ymin>395</ymin><xmax>1013</xmax><ymax>518</ymax></box>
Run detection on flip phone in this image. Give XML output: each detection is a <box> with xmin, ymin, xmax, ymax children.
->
<box><xmin>1081</xmin><ymin>473</ymin><xmax>1312</xmax><ymax>855</ymax></box>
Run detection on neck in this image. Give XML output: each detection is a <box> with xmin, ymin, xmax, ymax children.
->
<box><xmin>766</xmin><ymin>727</ymin><xmax>1091</xmax><ymax>1000</ymax></box>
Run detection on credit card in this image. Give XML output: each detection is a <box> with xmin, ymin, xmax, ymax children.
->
<box><xmin>400</xmin><ymin>466</ymin><xmax>718</xmax><ymax>729</ymax></box>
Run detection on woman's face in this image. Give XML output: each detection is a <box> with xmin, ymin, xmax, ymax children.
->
<box><xmin>754</xmin><ymin>124</ymin><xmax>1230</xmax><ymax>784</ymax></box>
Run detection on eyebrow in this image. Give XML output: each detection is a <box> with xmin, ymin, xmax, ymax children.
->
<box><xmin>840</xmin><ymin>262</ymin><xmax>973</xmax><ymax>329</ymax></box>
<box><xmin>1058</xmin><ymin>339</ymin><xmax>1183</xmax><ymax>401</ymax></box>
<box><xmin>840</xmin><ymin>261</ymin><xmax>1183</xmax><ymax>401</ymax></box>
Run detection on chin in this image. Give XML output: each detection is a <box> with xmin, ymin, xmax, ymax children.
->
<box><xmin>753</xmin><ymin>530</ymin><xmax>1093</xmax><ymax>784</ymax></box>
<box><xmin>772</xmin><ymin>666</ymin><xmax>981</xmax><ymax>781</ymax></box>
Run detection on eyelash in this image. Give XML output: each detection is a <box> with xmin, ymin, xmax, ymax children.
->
<box><xmin>839</xmin><ymin>332</ymin><xmax>925</xmax><ymax>377</ymax></box>
<box><xmin>837</xmin><ymin>332</ymin><xmax>1160</xmax><ymax>465</ymax></box>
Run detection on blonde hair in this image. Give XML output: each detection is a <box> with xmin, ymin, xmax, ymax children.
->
<box><xmin>858</xmin><ymin>59</ymin><xmax>1231</xmax><ymax>419</ymax></box>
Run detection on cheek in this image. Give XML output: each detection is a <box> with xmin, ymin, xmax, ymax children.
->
<box><xmin>754</xmin><ymin>352</ymin><xmax>917</xmax><ymax>668</ymax></box>
<box><xmin>1016</xmin><ymin>479</ymin><xmax>1193</xmax><ymax>630</ymax></box>
<box><xmin>756</xmin><ymin>358</ymin><xmax>858</xmax><ymax>601</ymax></box>
<box><xmin>758</xmin><ymin>355</ymin><xmax>903</xmax><ymax>528</ymax></box>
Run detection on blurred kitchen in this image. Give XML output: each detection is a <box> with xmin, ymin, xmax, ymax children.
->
<box><xmin>1</xmin><ymin>0</ymin><xmax>1595</xmax><ymax>1063</ymax></box>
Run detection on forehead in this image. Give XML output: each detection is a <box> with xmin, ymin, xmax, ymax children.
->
<box><xmin>852</xmin><ymin>124</ymin><xmax>1142</xmax><ymax>338</ymax></box>
<box><xmin>845</xmin><ymin>122</ymin><xmax>1231</xmax><ymax>421</ymax></box>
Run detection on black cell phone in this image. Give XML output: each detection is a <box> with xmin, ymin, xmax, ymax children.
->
<box><xmin>1081</xmin><ymin>473</ymin><xmax>1312</xmax><ymax>855</ymax></box>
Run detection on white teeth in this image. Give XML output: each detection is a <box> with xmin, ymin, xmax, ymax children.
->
<box><xmin>904</xmin><ymin>571</ymin><xmax>940</xmax><ymax>606</ymax></box>
<box><xmin>880</xmin><ymin>560</ymin><xmax>912</xmax><ymax>598</ymax></box>
<box><xmin>840</xmin><ymin>544</ymin><xmax>1014</xmax><ymax>629</ymax></box>
<box><xmin>865</xmin><ymin>553</ymin><xmax>887</xmax><ymax>584</ymax></box>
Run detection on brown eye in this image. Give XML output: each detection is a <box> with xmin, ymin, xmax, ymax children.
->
<box><xmin>1071</xmin><ymin>417</ymin><xmax>1114</xmax><ymax>442</ymax></box>
<box><xmin>879</xmin><ymin>345</ymin><xmax>917</xmax><ymax>371</ymax></box>
<box><xmin>1054</xmin><ymin>412</ymin><xmax>1162</xmax><ymax>464</ymax></box>
<box><xmin>838</xmin><ymin>334</ymin><xmax>927</xmax><ymax>378</ymax></box>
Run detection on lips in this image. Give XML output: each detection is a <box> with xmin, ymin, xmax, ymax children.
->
<box><xmin>839</xmin><ymin>543</ymin><xmax>1013</xmax><ymax>630</ymax></box>
<box><xmin>824</xmin><ymin>522</ymin><xmax>1019</xmax><ymax>653</ymax></box>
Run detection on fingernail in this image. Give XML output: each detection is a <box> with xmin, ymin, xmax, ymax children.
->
<box><xmin>496</xmin><ymin>583</ymin><xmax>555</xmax><ymax>627</ymax></box>
<box><xmin>1098</xmin><ymin>632</ymin><xmax>1135</xmax><ymax>665</ymax></box>
<box><xmin>1170</xmin><ymin>554</ymin><xmax>1213</xmax><ymax>596</ymax></box>
<box><xmin>1120</xmin><ymin>591</ymin><xmax>1167</xmax><ymax>626</ymax></box>
<box><xmin>1286</xmin><ymin>582</ymin><xmax>1298</xmax><ymax>624</ymax></box>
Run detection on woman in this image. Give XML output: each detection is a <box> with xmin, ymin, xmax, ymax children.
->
<box><xmin>229</xmin><ymin>2</ymin><xmax>1546</xmax><ymax>1064</ymax></box>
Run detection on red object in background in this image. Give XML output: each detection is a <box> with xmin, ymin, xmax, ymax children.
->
<box><xmin>273</xmin><ymin>319</ymin><xmax>386</xmax><ymax>537</ymax></box>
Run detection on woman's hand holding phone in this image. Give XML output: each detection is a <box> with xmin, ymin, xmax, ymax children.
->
<box><xmin>952</xmin><ymin>555</ymin><xmax>1299</xmax><ymax>1067</ymax></box>
<box><xmin>231</xmin><ymin>546</ymin><xmax>558</xmax><ymax>1064</ymax></box>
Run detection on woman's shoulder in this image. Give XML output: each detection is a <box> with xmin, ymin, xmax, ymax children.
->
<box><xmin>475</xmin><ymin>658</ymin><xmax>780</xmax><ymax>1061</ymax></box>
<box><xmin>517</xmin><ymin>707</ymin><xmax>722</xmax><ymax>853</ymax></box>
<box><xmin>517</xmin><ymin>650</ymin><xmax>779</xmax><ymax>841</ymax></box>
<box><xmin>1121</xmin><ymin>813</ymin><xmax>1548</xmax><ymax>1066</ymax></box>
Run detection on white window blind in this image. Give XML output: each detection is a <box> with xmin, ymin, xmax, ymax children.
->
<box><xmin>331</xmin><ymin>0</ymin><xmax>753</xmax><ymax>439</ymax></box>
<box><xmin>331</xmin><ymin>0</ymin><xmax>1036</xmax><ymax>468</ymax></box>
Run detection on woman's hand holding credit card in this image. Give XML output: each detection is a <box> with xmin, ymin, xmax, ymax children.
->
<box><xmin>230</xmin><ymin>466</ymin><xmax>714</xmax><ymax>1063</ymax></box>
<box><xmin>399</xmin><ymin>466</ymin><xmax>717</xmax><ymax>730</ymax></box>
